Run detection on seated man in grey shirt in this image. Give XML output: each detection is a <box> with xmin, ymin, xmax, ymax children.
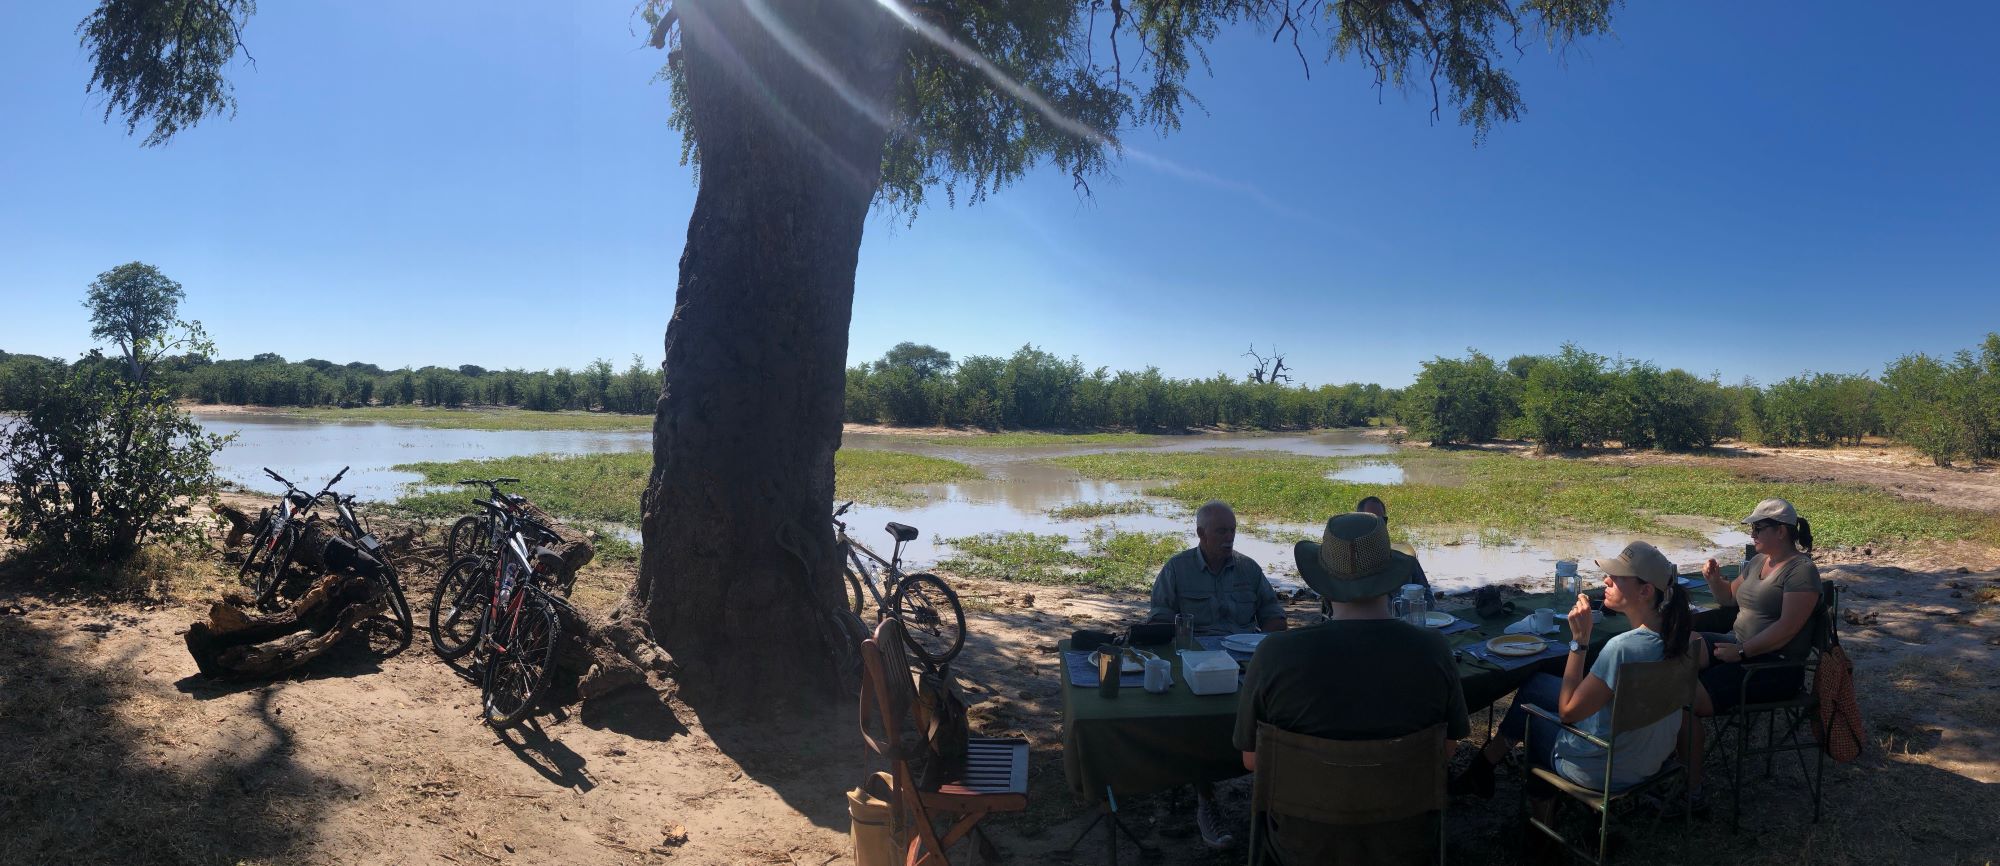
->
<box><xmin>1146</xmin><ymin>500</ymin><xmax>1286</xmax><ymax>848</ymax></box>
<box><xmin>1149</xmin><ymin>500</ymin><xmax>1287</xmax><ymax>636</ymax></box>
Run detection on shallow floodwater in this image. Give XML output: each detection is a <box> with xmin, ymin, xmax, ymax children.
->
<box><xmin>200</xmin><ymin>415</ymin><xmax>647</xmax><ymax>502</ymax></box>
<box><xmin>197</xmin><ymin>418</ymin><xmax>1746</xmax><ymax>590</ymax></box>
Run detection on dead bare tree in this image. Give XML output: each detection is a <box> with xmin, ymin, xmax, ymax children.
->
<box><xmin>1244</xmin><ymin>344</ymin><xmax>1292</xmax><ymax>385</ymax></box>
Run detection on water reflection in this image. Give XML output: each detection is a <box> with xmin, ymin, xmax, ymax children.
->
<box><xmin>199</xmin><ymin>415</ymin><xmax>647</xmax><ymax>502</ymax></box>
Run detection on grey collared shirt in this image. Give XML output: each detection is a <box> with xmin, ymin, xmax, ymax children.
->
<box><xmin>1148</xmin><ymin>547</ymin><xmax>1283</xmax><ymax>636</ymax></box>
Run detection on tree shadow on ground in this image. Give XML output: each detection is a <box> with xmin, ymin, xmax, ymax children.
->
<box><xmin>0</xmin><ymin>613</ymin><xmax>344</xmax><ymax>865</ymax></box>
<box><xmin>579</xmin><ymin>688</ymin><xmax>691</xmax><ymax>742</ymax></box>
<box><xmin>696</xmin><ymin>700</ymin><xmax>871</xmax><ymax>835</ymax></box>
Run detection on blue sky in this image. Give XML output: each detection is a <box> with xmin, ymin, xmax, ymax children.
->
<box><xmin>2</xmin><ymin>1</ymin><xmax>1995</xmax><ymax>387</ymax></box>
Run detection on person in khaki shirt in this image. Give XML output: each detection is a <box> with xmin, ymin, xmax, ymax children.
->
<box><xmin>1147</xmin><ymin>500</ymin><xmax>1285</xmax><ymax>636</ymax></box>
<box><xmin>1145</xmin><ymin>500</ymin><xmax>1285</xmax><ymax>848</ymax></box>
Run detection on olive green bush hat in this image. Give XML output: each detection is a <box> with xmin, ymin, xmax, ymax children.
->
<box><xmin>1294</xmin><ymin>512</ymin><xmax>1418</xmax><ymax>602</ymax></box>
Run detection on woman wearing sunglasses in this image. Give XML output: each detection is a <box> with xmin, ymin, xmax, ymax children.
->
<box><xmin>1684</xmin><ymin>498</ymin><xmax>1821</xmax><ymax>808</ymax></box>
<box><xmin>1696</xmin><ymin>498</ymin><xmax>1822</xmax><ymax>711</ymax></box>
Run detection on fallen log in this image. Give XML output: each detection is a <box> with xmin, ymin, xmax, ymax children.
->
<box><xmin>185</xmin><ymin>531</ymin><xmax>401</xmax><ymax>679</ymax></box>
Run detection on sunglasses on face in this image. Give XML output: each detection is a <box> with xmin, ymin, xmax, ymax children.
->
<box><xmin>1751</xmin><ymin>521</ymin><xmax>1783</xmax><ymax>536</ymax></box>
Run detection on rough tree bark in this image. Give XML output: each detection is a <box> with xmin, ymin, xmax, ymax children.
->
<box><xmin>636</xmin><ymin>0</ymin><xmax>903</xmax><ymax>713</ymax></box>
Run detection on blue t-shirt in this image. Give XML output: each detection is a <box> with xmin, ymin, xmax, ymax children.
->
<box><xmin>1552</xmin><ymin>627</ymin><xmax>1683</xmax><ymax>790</ymax></box>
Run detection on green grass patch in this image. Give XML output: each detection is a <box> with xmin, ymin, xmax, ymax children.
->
<box><xmin>275</xmin><ymin>405</ymin><xmax>652</xmax><ymax>431</ymax></box>
<box><xmin>921</xmin><ymin>431</ymin><xmax>1170</xmax><ymax>448</ymax></box>
<box><xmin>938</xmin><ymin>527</ymin><xmax>1184</xmax><ymax>590</ymax></box>
<box><xmin>1046</xmin><ymin>500</ymin><xmax>1153</xmax><ymax>520</ymax></box>
<box><xmin>1046</xmin><ymin>450</ymin><xmax>2000</xmax><ymax>548</ymax></box>
<box><xmin>390</xmin><ymin>449</ymin><xmax>981</xmax><ymax>527</ymax></box>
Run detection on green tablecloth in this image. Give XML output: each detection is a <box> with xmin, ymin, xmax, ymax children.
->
<box><xmin>1059</xmin><ymin>568</ymin><xmax>1736</xmax><ymax>801</ymax></box>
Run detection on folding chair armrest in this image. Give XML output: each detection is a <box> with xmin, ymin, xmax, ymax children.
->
<box><xmin>1522</xmin><ymin>703</ymin><xmax>1609</xmax><ymax>749</ymax></box>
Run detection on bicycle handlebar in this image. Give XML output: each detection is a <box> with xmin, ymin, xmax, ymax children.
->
<box><xmin>263</xmin><ymin>467</ymin><xmax>289</xmax><ymax>485</ymax></box>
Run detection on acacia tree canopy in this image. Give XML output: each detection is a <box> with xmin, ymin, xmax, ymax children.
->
<box><xmin>78</xmin><ymin>0</ymin><xmax>257</xmax><ymax>147</ymax></box>
<box><xmin>639</xmin><ymin>0</ymin><xmax>1621</xmax><ymax>218</ymax></box>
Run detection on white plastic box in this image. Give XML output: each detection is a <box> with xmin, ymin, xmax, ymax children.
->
<box><xmin>1181</xmin><ymin>650</ymin><xmax>1241</xmax><ymax>696</ymax></box>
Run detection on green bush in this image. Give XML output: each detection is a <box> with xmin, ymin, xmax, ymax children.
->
<box><xmin>1399</xmin><ymin>350</ymin><xmax>1515</xmax><ymax>445</ymax></box>
<box><xmin>1521</xmin><ymin>344</ymin><xmax>1617</xmax><ymax>450</ymax></box>
<box><xmin>2</xmin><ymin>360</ymin><xmax>227</xmax><ymax>564</ymax></box>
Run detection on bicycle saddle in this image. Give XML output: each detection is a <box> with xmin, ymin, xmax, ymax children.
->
<box><xmin>885</xmin><ymin>522</ymin><xmax>919</xmax><ymax>543</ymax></box>
<box><xmin>533</xmin><ymin>546</ymin><xmax>567</xmax><ymax>575</ymax></box>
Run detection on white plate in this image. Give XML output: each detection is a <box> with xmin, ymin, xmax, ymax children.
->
<box><xmin>1424</xmin><ymin>612</ymin><xmax>1455</xmax><ymax>628</ymax></box>
<box><xmin>1486</xmin><ymin>635</ymin><xmax>1548</xmax><ymax>657</ymax></box>
<box><xmin>1219</xmin><ymin>633</ymin><xmax>1268</xmax><ymax>653</ymax></box>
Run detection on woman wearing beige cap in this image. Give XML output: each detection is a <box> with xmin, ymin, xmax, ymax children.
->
<box><xmin>1452</xmin><ymin>541</ymin><xmax>1702</xmax><ymax>807</ymax></box>
<box><xmin>1697</xmin><ymin>497</ymin><xmax>1821</xmax><ymax>711</ymax></box>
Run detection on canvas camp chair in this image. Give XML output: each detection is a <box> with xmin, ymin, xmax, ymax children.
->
<box><xmin>1246</xmin><ymin>722</ymin><xmax>1447</xmax><ymax>866</ymax></box>
<box><xmin>1522</xmin><ymin>656</ymin><xmax>1698</xmax><ymax>865</ymax></box>
<box><xmin>1707</xmin><ymin>580</ymin><xmax>1842</xmax><ymax>833</ymax></box>
<box><xmin>859</xmin><ymin>618</ymin><xmax>1028</xmax><ymax>865</ymax></box>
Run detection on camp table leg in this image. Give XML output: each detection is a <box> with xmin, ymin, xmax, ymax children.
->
<box><xmin>1063</xmin><ymin>787</ymin><xmax>1145</xmax><ymax>864</ymax></box>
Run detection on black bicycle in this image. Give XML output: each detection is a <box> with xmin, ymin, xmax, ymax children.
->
<box><xmin>241</xmin><ymin>467</ymin><xmax>346</xmax><ymax>610</ymax></box>
<box><xmin>834</xmin><ymin>501</ymin><xmax>966</xmax><ymax>665</ymax></box>
<box><xmin>318</xmin><ymin>480</ymin><xmax>415</xmax><ymax>649</ymax></box>
<box><xmin>428</xmin><ymin>499</ymin><xmax>569</xmax><ymax>727</ymax></box>
<box><xmin>443</xmin><ymin>477</ymin><xmax>525</xmax><ymax>562</ymax></box>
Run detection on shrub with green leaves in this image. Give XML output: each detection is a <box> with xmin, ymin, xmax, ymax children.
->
<box><xmin>2</xmin><ymin>361</ymin><xmax>226</xmax><ymax>564</ymax></box>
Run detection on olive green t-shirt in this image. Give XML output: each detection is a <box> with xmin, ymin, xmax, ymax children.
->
<box><xmin>1232</xmin><ymin>618</ymin><xmax>1471</xmax><ymax>752</ymax></box>
<box><xmin>1732</xmin><ymin>553</ymin><xmax>1822</xmax><ymax>661</ymax></box>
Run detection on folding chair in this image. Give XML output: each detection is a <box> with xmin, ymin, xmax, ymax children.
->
<box><xmin>1247</xmin><ymin>722</ymin><xmax>1447</xmax><ymax>866</ymax></box>
<box><xmin>1522</xmin><ymin>656</ymin><xmax>1697</xmax><ymax>865</ymax></box>
<box><xmin>859</xmin><ymin>618</ymin><xmax>1028</xmax><ymax>865</ymax></box>
<box><xmin>1708</xmin><ymin>581</ymin><xmax>1841</xmax><ymax>833</ymax></box>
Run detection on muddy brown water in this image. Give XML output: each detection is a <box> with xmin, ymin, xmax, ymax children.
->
<box><xmin>196</xmin><ymin>419</ymin><xmax>1748</xmax><ymax>591</ymax></box>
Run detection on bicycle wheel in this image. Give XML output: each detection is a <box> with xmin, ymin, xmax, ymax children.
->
<box><xmin>237</xmin><ymin>518</ymin><xmax>274</xmax><ymax>590</ymax></box>
<box><xmin>254</xmin><ymin>526</ymin><xmax>300</xmax><ymax>612</ymax></box>
<box><xmin>481</xmin><ymin>590</ymin><xmax>562</xmax><ymax>729</ymax></box>
<box><xmin>445</xmin><ymin>514</ymin><xmax>489</xmax><ymax>562</ymax></box>
<box><xmin>428</xmin><ymin>556</ymin><xmax>491</xmax><ymax>660</ymax></box>
<box><xmin>843</xmin><ymin>566</ymin><xmax>867</xmax><ymax>617</ymax></box>
<box><xmin>888</xmin><ymin>572</ymin><xmax>966</xmax><ymax>664</ymax></box>
<box><xmin>378</xmin><ymin>565</ymin><xmax>415</xmax><ymax>651</ymax></box>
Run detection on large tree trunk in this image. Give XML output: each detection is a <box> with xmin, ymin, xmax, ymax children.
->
<box><xmin>638</xmin><ymin>0</ymin><xmax>904</xmax><ymax>713</ymax></box>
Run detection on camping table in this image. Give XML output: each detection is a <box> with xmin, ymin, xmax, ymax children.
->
<box><xmin>1056</xmin><ymin>567</ymin><xmax>1736</xmax><ymax>861</ymax></box>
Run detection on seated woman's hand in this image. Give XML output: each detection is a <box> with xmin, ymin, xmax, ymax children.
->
<box><xmin>1566</xmin><ymin>593</ymin><xmax>1593</xmax><ymax>643</ymax></box>
<box><xmin>1702</xmin><ymin>557</ymin><xmax>1722</xmax><ymax>582</ymax></box>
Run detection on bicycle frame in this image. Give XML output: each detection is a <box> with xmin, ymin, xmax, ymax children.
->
<box><xmin>473</xmin><ymin>507</ymin><xmax>560</xmax><ymax>654</ymax></box>
<box><xmin>834</xmin><ymin>498</ymin><xmax>914</xmax><ymax>609</ymax></box>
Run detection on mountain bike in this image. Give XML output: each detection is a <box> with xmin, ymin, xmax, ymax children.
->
<box><xmin>428</xmin><ymin>500</ymin><xmax>569</xmax><ymax>728</ymax></box>
<box><xmin>834</xmin><ymin>500</ymin><xmax>966</xmax><ymax>665</ymax></box>
<box><xmin>443</xmin><ymin>477</ymin><xmax>525</xmax><ymax>562</ymax></box>
<box><xmin>241</xmin><ymin>466</ymin><xmax>347</xmax><ymax>610</ymax></box>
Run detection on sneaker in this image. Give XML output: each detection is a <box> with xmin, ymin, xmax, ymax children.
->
<box><xmin>1450</xmin><ymin>755</ymin><xmax>1496</xmax><ymax>799</ymax></box>
<box><xmin>1195</xmin><ymin>796</ymin><xmax>1235</xmax><ymax>849</ymax></box>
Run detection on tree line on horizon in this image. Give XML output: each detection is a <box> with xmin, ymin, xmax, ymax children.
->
<box><xmin>7</xmin><ymin>334</ymin><xmax>1997</xmax><ymax>466</ymax></box>
<box><xmin>1400</xmin><ymin>336</ymin><xmax>2000</xmax><ymax>466</ymax></box>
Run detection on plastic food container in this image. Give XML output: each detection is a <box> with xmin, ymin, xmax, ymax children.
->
<box><xmin>1181</xmin><ymin>650</ymin><xmax>1241</xmax><ymax>696</ymax></box>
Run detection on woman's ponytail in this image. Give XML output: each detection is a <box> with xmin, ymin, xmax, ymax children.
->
<box><xmin>1659</xmin><ymin>583</ymin><xmax>1692</xmax><ymax>660</ymax></box>
<box><xmin>1793</xmin><ymin>516</ymin><xmax>1813</xmax><ymax>552</ymax></box>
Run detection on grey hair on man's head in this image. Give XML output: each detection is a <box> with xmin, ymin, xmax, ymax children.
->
<box><xmin>1195</xmin><ymin>500</ymin><xmax>1235</xmax><ymax>530</ymax></box>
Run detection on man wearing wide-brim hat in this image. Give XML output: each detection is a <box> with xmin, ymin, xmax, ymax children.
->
<box><xmin>1231</xmin><ymin>512</ymin><xmax>1469</xmax><ymax>864</ymax></box>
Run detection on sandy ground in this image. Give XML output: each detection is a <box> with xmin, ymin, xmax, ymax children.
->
<box><xmin>5</xmin><ymin>441</ymin><xmax>1999</xmax><ymax>865</ymax></box>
